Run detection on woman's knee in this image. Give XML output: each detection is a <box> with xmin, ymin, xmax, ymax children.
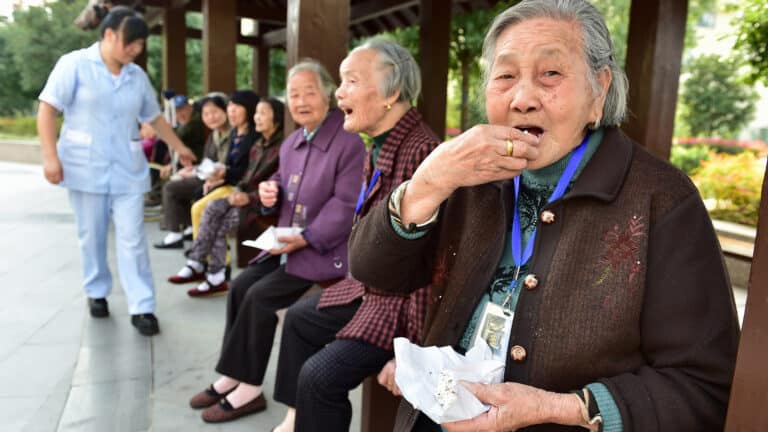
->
<box><xmin>298</xmin><ymin>350</ymin><xmax>342</xmax><ymax>394</ymax></box>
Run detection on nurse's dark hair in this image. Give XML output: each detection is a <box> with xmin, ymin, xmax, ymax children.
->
<box><xmin>99</xmin><ymin>6</ymin><xmax>149</xmax><ymax>45</ymax></box>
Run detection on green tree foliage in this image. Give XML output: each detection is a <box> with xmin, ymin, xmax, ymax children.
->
<box><xmin>0</xmin><ymin>28</ymin><xmax>37</xmax><ymax>114</ymax></box>
<box><xmin>4</xmin><ymin>0</ymin><xmax>96</xmax><ymax>93</ymax></box>
<box><xmin>731</xmin><ymin>0</ymin><xmax>768</xmax><ymax>86</ymax></box>
<box><xmin>678</xmin><ymin>54</ymin><xmax>758</xmax><ymax>138</ymax></box>
<box><xmin>0</xmin><ymin>0</ymin><xmax>95</xmax><ymax>114</ymax></box>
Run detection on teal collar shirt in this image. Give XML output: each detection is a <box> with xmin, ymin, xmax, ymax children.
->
<box><xmin>39</xmin><ymin>42</ymin><xmax>162</xmax><ymax>194</ymax></box>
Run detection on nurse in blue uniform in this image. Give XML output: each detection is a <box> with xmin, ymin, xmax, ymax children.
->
<box><xmin>36</xmin><ymin>6</ymin><xmax>196</xmax><ymax>335</ymax></box>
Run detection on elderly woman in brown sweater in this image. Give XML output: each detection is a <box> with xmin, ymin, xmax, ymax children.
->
<box><xmin>348</xmin><ymin>1</ymin><xmax>739</xmax><ymax>431</ymax></box>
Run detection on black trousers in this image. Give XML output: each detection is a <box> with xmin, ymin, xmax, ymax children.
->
<box><xmin>273</xmin><ymin>294</ymin><xmax>362</xmax><ymax>406</ymax></box>
<box><xmin>291</xmin><ymin>337</ymin><xmax>393</xmax><ymax>432</ymax></box>
<box><xmin>215</xmin><ymin>256</ymin><xmax>314</xmax><ymax>385</ymax></box>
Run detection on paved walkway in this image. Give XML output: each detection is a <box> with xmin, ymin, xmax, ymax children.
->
<box><xmin>0</xmin><ymin>161</ymin><xmax>360</xmax><ymax>432</ymax></box>
<box><xmin>0</xmin><ymin>160</ymin><xmax>747</xmax><ymax>432</ymax></box>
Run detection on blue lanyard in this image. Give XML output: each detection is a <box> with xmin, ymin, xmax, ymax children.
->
<box><xmin>508</xmin><ymin>132</ymin><xmax>591</xmax><ymax>292</ymax></box>
<box><xmin>355</xmin><ymin>169</ymin><xmax>382</xmax><ymax>215</ymax></box>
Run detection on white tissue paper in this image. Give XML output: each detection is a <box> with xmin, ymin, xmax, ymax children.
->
<box><xmin>241</xmin><ymin>226</ymin><xmax>303</xmax><ymax>250</ymax></box>
<box><xmin>393</xmin><ymin>337</ymin><xmax>505</xmax><ymax>424</ymax></box>
<box><xmin>196</xmin><ymin>158</ymin><xmax>225</xmax><ymax>180</ymax></box>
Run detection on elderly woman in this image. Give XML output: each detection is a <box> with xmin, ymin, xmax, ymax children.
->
<box><xmin>269</xmin><ymin>39</ymin><xmax>439</xmax><ymax>432</ymax></box>
<box><xmin>349</xmin><ymin>1</ymin><xmax>740</xmax><ymax>431</ymax></box>
<box><xmin>155</xmin><ymin>93</ymin><xmax>232</xmax><ymax>248</ymax></box>
<box><xmin>168</xmin><ymin>97</ymin><xmax>284</xmax><ymax>297</ymax></box>
<box><xmin>156</xmin><ymin>90</ymin><xmax>260</xmax><ymax>247</ymax></box>
<box><xmin>188</xmin><ymin>59</ymin><xmax>366</xmax><ymax>423</ymax></box>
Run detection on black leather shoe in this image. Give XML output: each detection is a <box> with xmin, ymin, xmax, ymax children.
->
<box><xmin>88</xmin><ymin>298</ymin><xmax>109</xmax><ymax>318</ymax></box>
<box><xmin>131</xmin><ymin>313</ymin><xmax>160</xmax><ymax>336</ymax></box>
<box><xmin>154</xmin><ymin>238</ymin><xmax>184</xmax><ymax>249</ymax></box>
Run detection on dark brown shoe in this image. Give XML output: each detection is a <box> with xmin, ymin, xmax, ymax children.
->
<box><xmin>189</xmin><ymin>384</ymin><xmax>236</xmax><ymax>409</ymax></box>
<box><xmin>201</xmin><ymin>394</ymin><xmax>267</xmax><ymax>423</ymax></box>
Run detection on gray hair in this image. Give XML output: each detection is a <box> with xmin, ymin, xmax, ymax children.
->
<box><xmin>351</xmin><ymin>38</ymin><xmax>421</xmax><ymax>104</ymax></box>
<box><xmin>481</xmin><ymin>0</ymin><xmax>628</xmax><ymax>127</ymax></box>
<box><xmin>287</xmin><ymin>58</ymin><xmax>338</xmax><ymax>108</ymax></box>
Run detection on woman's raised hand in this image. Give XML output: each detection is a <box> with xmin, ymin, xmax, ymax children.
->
<box><xmin>418</xmin><ymin>125</ymin><xmax>540</xmax><ymax>195</ymax></box>
<box><xmin>398</xmin><ymin>126</ymin><xmax>540</xmax><ymax>226</ymax></box>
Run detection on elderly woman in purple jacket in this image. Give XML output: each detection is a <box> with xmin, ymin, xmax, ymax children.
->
<box><xmin>188</xmin><ymin>59</ymin><xmax>366</xmax><ymax>423</ymax></box>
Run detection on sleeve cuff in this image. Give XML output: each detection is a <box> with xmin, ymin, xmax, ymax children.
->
<box><xmin>301</xmin><ymin>228</ymin><xmax>326</xmax><ymax>254</ymax></box>
<box><xmin>586</xmin><ymin>382</ymin><xmax>623</xmax><ymax>432</ymax></box>
<box><xmin>390</xmin><ymin>214</ymin><xmax>429</xmax><ymax>240</ymax></box>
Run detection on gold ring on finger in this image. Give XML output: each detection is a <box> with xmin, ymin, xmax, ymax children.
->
<box><xmin>506</xmin><ymin>139</ymin><xmax>515</xmax><ymax>157</ymax></box>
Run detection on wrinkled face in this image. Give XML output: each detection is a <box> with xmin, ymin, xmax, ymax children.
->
<box><xmin>287</xmin><ymin>70</ymin><xmax>330</xmax><ymax>132</ymax></box>
<box><xmin>336</xmin><ymin>49</ymin><xmax>390</xmax><ymax>136</ymax></box>
<box><xmin>254</xmin><ymin>101</ymin><xmax>276</xmax><ymax>135</ymax></box>
<box><xmin>227</xmin><ymin>102</ymin><xmax>248</xmax><ymax>129</ymax></box>
<box><xmin>201</xmin><ymin>102</ymin><xmax>227</xmax><ymax>131</ymax></box>
<box><xmin>485</xmin><ymin>18</ymin><xmax>609</xmax><ymax>169</ymax></box>
<box><xmin>105</xmin><ymin>29</ymin><xmax>144</xmax><ymax>65</ymax></box>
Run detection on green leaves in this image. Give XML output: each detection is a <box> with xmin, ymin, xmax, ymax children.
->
<box><xmin>678</xmin><ymin>54</ymin><xmax>758</xmax><ymax>138</ymax></box>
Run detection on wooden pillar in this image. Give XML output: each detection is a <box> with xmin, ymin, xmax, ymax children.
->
<box><xmin>622</xmin><ymin>0</ymin><xmax>687</xmax><ymax>160</ymax></box>
<box><xmin>417</xmin><ymin>0</ymin><xmax>452</xmax><ymax>139</ymax></box>
<box><xmin>162</xmin><ymin>5</ymin><xmax>187</xmax><ymax>95</ymax></box>
<box><xmin>361</xmin><ymin>377</ymin><xmax>401</xmax><ymax>432</ymax></box>
<box><xmin>135</xmin><ymin>49</ymin><xmax>147</xmax><ymax>70</ymax></box>
<box><xmin>725</xmin><ymin>159</ymin><xmax>768</xmax><ymax>431</ymax></box>
<box><xmin>285</xmin><ymin>0</ymin><xmax>349</xmax><ymax>133</ymax></box>
<box><xmin>202</xmin><ymin>0</ymin><xmax>237</xmax><ymax>95</ymax></box>
<box><xmin>253</xmin><ymin>44</ymin><xmax>270</xmax><ymax>96</ymax></box>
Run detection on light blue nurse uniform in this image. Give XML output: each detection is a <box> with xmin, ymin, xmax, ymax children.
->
<box><xmin>39</xmin><ymin>42</ymin><xmax>161</xmax><ymax>314</ymax></box>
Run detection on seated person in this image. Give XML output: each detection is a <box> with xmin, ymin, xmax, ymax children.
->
<box><xmin>154</xmin><ymin>93</ymin><xmax>231</xmax><ymax>248</ymax></box>
<box><xmin>188</xmin><ymin>90</ymin><xmax>261</xmax><ymax>239</ymax></box>
<box><xmin>270</xmin><ymin>39</ymin><xmax>439</xmax><ymax>432</ymax></box>
<box><xmin>187</xmin><ymin>59</ymin><xmax>366</xmax><ymax>424</ymax></box>
<box><xmin>348</xmin><ymin>1</ymin><xmax>739</xmax><ymax>431</ymax></box>
<box><xmin>146</xmin><ymin>94</ymin><xmax>206</xmax><ymax>206</ymax></box>
<box><xmin>167</xmin><ymin>97</ymin><xmax>285</xmax><ymax>297</ymax></box>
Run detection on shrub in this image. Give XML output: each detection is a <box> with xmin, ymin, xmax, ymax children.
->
<box><xmin>0</xmin><ymin>115</ymin><xmax>38</xmax><ymax>137</ymax></box>
<box><xmin>693</xmin><ymin>151</ymin><xmax>765</xmax><ymax>227</ymax></box>
<box><xmin>670</xmin><ymin>144</ymin><xmax>710</xmax><ymax>175</ymax></box>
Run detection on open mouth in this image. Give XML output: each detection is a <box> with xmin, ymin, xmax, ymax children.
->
<box><xmin>515</xmin><ymin>125</ymin><xmax>544</xmax><ymax>139</ymax></box>
<box><xmin>341</xmin><ymin>106</ymin><xmax>354</xmax><ymax>117</ymax></box>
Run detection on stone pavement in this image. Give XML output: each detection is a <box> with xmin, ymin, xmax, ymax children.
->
<box><xmin>0</xmin><ymin>160</ymin><xmax>747</xmax><ymax>432</ymax></box>
<box><xmin>0</xmin><ymin>161</ymin><xmax>361</xmax><ymax>432</ymax></box>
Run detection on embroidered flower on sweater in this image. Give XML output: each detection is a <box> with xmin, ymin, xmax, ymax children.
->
<box><xmin>594</xmin><ymin>215</ymin><xmax>646</xmax><ymax>287</ymax></box>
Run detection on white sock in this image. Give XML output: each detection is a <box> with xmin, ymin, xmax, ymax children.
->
<box><xmin>196</xmin><ymin>280</ymin><xmax>211</xmax><ymax>291</ymax></box>
<box><xmin>225</xmin><ymin>383</ymin><xmax>262</xmax><ymax>409</ymax></box>
<box><xmin>183</xmin><ymin>226</ymin><xmax>193</xmax><ymax>236</ymax></box>
<box><xmin>177</xmin><ymin>260</ymin><xmax>203</xmax><ymax>277</ymax></box>
<box><xmin>164</xmin><ymin>231</ymin><xmax>183</xmax><ymax>244</ymax></box>
<box><xmin>207</xmin><ymin>269</ymin><xmax>226</xmax><ymax>285</ymax></box>
<box><xmin>213</xmin><ymin>376</ymin><xmax>239</xmax><ymax>394</ymax></box>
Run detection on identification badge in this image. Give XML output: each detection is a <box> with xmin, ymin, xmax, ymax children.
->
<box><xmin>472</xmin><ymin>301</ymin><xmax>513</xmax><ymax>363</ymax></box>
<box><xmin>286</xmin><ymin>173</ymin><xmax>301</xmax><ymax>202</ymax></box>
<box><xmin>292</xmin><ymin>204</ymin><xmax>307</xmax><ymax>229</ymax></box>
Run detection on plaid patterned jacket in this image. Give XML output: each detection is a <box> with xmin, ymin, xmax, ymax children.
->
<box><xmin>317</xmin><ymin>108</ymin><xmax>439</xmax><ymax>350</ymax></box>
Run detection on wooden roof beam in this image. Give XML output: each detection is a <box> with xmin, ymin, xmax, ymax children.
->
<box><xmin>350</xmin><ymin>0</ymin><xmax>419</xmax><ymax>25</ymax></box>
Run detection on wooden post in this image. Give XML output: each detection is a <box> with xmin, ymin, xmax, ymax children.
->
<box><xmin>725</xmin><ymin>159</ymin><xmax>768</xmax><ymax>431</ymax></box>
<box><xmin>284</xmin><ymin>0</ymin><xmax>349</xmax><ymax>133</ymax></box>
<box><xmin>361</xmin><ymin>377</ymin><xmax>401</xmax><ymax>432</ymax></box>
<box><xmin>417</xmin><ymin>0</ymin><xmax>451</xmax><ymax>139</ymax></box>
<box><xmin>162</xmin><ymin>5</ymin><xmax>187</xmax><ymax>95</ymax></box>
<box><xmin>622</xmin><ymin>0</ymin><xmax>687</xmax><ymax>160</ymax></box>
<box><xmin>253</xmin><ymin>44</ymin><xmax>270</xmax><ymax>96</ymax></box>
<box><xmin>202</xmin><ymin>0</ymin><xmax>237</xmax><ymax>95</ymax></box>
